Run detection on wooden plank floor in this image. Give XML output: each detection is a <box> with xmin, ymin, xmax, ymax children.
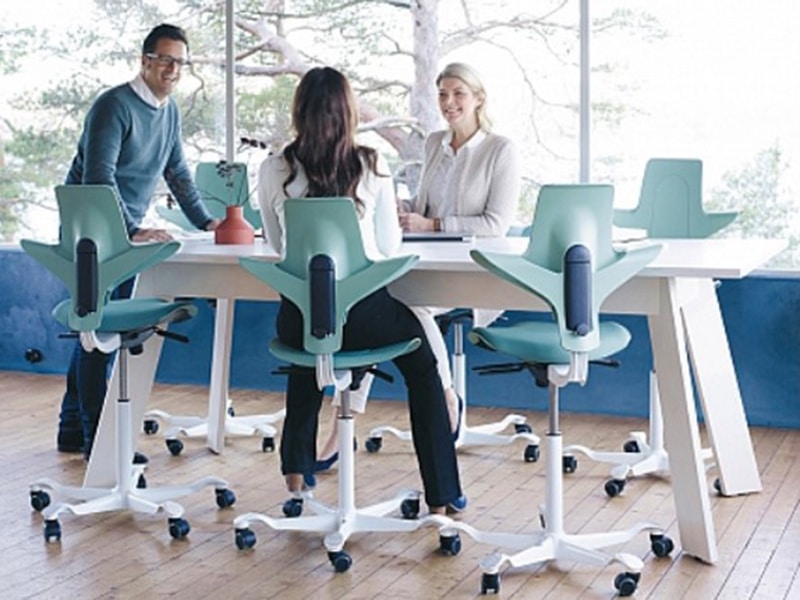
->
<box><xmin>2</xmin><ymin>371</ymin><xmax>798</xmax><ymax>599</ymax></box>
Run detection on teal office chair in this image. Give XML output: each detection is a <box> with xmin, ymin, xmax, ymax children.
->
<box><xmin>613</xmin><ymin>158</ymin><xmax>737</xmax><ymax>237</ymax></box>
<box><xmin>232</xmin><ymin>197</ymin><xmax>459</xmax><ymax>572</ymax></box>
<box><xmin>24</xmin><ymin>185</ymin><xmax>235</xmax><ymax>543</ymax></box>
<box><xmin>446</xmin><ymin>185</ymin><xmax>673</xmax><ymax>596</ymax></box>
<box><xmin>146</xmin><ymin>160</ymin><xmax>284</xmax><ymax>454</ymax></box>
<box><xmin>564</xmin><ymin>158</ymin><xmax>736</xmax><ymax>497</ymax></box>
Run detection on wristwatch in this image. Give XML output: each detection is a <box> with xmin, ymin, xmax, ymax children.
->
<box><xmin>433</xmin><ymin>217</ymin><xmax>442</xmax><ymax>232</ymax></box>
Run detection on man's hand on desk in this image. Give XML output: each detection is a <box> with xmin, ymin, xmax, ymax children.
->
<box><xmin>131</xmin><ymin>228</ymin><xmax>174</xmax><ymax>243</ymax></box>
<box><xmin>204</xmin><ymin>218</ymin><xmax>223</xmax><ymax>232</ymax></box>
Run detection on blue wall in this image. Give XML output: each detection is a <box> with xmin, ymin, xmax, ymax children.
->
<box><xmin>2</xmin><ymin>249</ymin><xmax>798</xmax><ymax>428</ymax></box>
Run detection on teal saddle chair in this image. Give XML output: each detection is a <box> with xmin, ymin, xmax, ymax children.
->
<box><xmin>24</xmin><ymin>185</ymin><xmax>235</xmax><ymax>543</ymax></box>
<box><xmin>146</xmin><ymin>160</ymin><xmax>284</xmax><ymax>455</ymax></box>
<box><xmin>445</xmin><ymin>185</ymin><xmax>673</xmax><ymax>596</ymax></box>
<box><xmin>232</xmin><ymin>197</ymin><xmax>459</xmax><ymax>572</ymax></box>
<box><xmin>564</xmin><ymin>158</ymin><xmax>737</xmax><ymax>497</ymax></box>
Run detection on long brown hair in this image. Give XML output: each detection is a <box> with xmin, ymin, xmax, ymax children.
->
<box><xmin>282</xmin><ymin>67</ymin><xmax>382</xmax><ymax>213</ymax></box>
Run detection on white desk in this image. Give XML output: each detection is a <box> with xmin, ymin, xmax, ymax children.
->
<box><xmin>84</xmin><ymin>236</ymin><xmax>785</xmax><ymax>565</ymax></box>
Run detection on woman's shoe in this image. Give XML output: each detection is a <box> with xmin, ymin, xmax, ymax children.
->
<box><xmin>313</xmin><ymin>438</ymin><xmax>355</xmax><ymax>472</ymax></box>
<box><xmin>314</xmin><ymin>452</ymin><xmax>339</xmax><ymax>473</ymax></box>
<box><xmin>447</xmin><ymin>495</ymin><xmax>468</xmax><ymax>514</ymax></box>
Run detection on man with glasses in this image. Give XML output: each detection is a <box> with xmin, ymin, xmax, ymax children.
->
<box><xmin>58</xmin><ymin>23</ymin><xmax>220</xmax><ymax>459</ymax></box>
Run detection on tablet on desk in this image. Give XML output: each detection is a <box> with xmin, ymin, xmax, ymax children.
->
<box><xmin>402</xmin><ymin>231</ymin><xmax>475</xmax><ymax>242</ymax></box>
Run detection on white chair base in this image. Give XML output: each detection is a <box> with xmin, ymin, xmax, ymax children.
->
<box><xmin>31</xmin><ymin>388</ymin><xmax>235</xmax><ymax>542</ymax></box>
<box><xmin>144</xmin><ymin>399</ymin><xmax>285</xmax><ymax>455</ymax></box>
<box><xmin>564</xmin><ymin>371</ymin><xmax>715</xmax><ymax>497</ymax></box>
<box><xmin>233</xmin><ymin>411</ymin><xmax>461</xmax><ymax>571</ymax></box>
<box><xmin>444</xmin><ymin>427</ymin><xmax>673</xmax><ymax>595</ymax></box>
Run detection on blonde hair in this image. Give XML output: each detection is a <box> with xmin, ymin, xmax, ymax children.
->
<box><xmin>436</xmin><ymin>62</ymin><xmax>492</xmax><ymax>131</ymax></box>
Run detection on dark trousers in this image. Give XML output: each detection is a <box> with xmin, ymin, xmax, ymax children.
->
<box><xmin>276</xmin><ymin>287</ymin><xmax>462</xmax><ymax>508</ymax></box>
<box><xmin>58</xmin><ymin>277</ymin><xmax>135</xmax><ymax>456</ymax></box>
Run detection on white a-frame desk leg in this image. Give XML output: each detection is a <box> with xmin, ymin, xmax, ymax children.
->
<box><xmin>683</xmin><ymin>278</ymin><xmax>761</xmax><ymax>497</ymax></box>
<box><xmin>649</xmin><ymin>277</ymin><xmax>718</xmax><ymax>564</ymax></box>
<box><xmin>207</xmin><ymin>298</ymin><xmax>235</xmax><ymax>453</ymax></box>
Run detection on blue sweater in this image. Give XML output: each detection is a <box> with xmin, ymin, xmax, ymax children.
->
<box><xmin>66</xmin><ymin>83</ymin><xmax>212</xmax><ymax>235</ymax></box>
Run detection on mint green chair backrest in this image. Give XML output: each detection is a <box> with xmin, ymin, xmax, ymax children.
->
<box><xmin>471</xmin><ymin>184</ymin><xmax>661</xmax><ymax>354</ymax></box>
<box><xmin>614</xmin><ymin>158</ymin><xmax>737</xmax><ymax>238</ymax></box>
<box><xmin>156</xmin><ymin>161</ymin><xmax>261</xmax><ymax>230</ymax></box>
<box><xmin>240</xmin><ymin>197</ymin><xmax>419</xmax><ymax>356</ymax></box>
<box><xmin>20</xmin><ymin>184</ymin><xmax>180</xmax><ymax>332</ymax></box>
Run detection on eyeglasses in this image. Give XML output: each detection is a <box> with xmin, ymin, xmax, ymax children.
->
<box><xmin>145</xmin><ymin>53</ymin><xmax>192</xmax><ymax>68</ymax></box>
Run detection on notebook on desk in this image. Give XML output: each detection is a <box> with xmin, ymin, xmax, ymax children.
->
<box><xmin>402</xmin><ymin>231</ymin><xmax>475</xmax><ymax>242</ymax></box>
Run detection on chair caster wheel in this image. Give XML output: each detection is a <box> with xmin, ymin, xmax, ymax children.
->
<box><xmin>137</xmin><ymin>474</ymin><xmax>147</xmax><ymax>489</ymax></box>
<box><xmin>562</xmin><ymin>454</ymin><xmax>577</xmax><ymax>473</ymax></box>
<box><xmin>623</xmin><ymin>439</ymin><xmax>641</xmax><ymax>453</ymax></box>
<box><xmin>30</xmin><ymin>490</ymin><xmax>51</xmax><ymax>512</ymax></box>
<box><xmin>614</xmin><ymin>571</ymin><xmax>640</xmax><ymax>596</ymax></box>
<box><xmin>168</xmin><ymin>517</ymin><xmax>191</xmax><ymax>539</ymax></box>
<box><xmin>365</xmin><ymin>436</ymin><xmax>382</xmax><ymax>453</ymax></box>
<box><xmin>283</xmin><ymin>497</ymin><xmax>303</xmax><ymax>518</ymax></box>
<box><xmin>604</xmin><ymin>478</ymin><xmax>626</xmax><ymax>498</ymax></box>
<box><xmin>481</xmin><ymin>572</ymin><xmax>500</xmax><ymax>594</ymax></box>
<box><xmin>514</xmin><ymin>422</ymin><xmax>532</xmax><ymax>434</ymax></box>
<box><xmin>524</xmin><ymin>444</ymin><xmax>540</xmax><ymax>462</ymax></box>
<box><xmin>328</xmin><ymin>550</ymin><xmax>352</xmax><ymax>573</ymax></box>
<box><xmin>439</xmin><ymin>532</ymin><xmax>461</xmax><ymax>556</ymax></box>
<box><xmin>235</xmin><ymin>527</ymin><xmax>256</xmax><ymax>550</ymax></box>
<box><xmin>400</xmin><ymin>498</ymin><xmax>420</xmax><ymax>519</ymax></box>
<box><xmin>215</xmin><ymin>488</ymin><xmax>236</xmax><ymax>508</ymax></box>
<box><xmin>143</xmin><ymin>419</ymin><xmax>159</xmax><ymax>435</ymax></box>
<box><xmin>650</xmin><ymin>533</ymin><xmax>675</xmax><ymax>557</ymax></box>
<box><xmin>43</xmin><ymin>519</ymin><xmax>61</xmax><ymax>543</ymax></box>
<box><xmin>166</xmin><ymin>438</ymin><xmax>184</xmax><ymax>456</ymax></box>
<box><xmin>261</xmin><ymin>437</ymin><xmax>275</xmax><ymax>452</ymax></box>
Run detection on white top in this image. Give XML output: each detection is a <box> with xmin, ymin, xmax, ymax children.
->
<box><xmin>258</xmin><ymin>151</ymin><xmax>402</xmax><ymax>260</ymax></box>
<box><xmin>409</xmin><ymin>129</ymin><xmax>521</xmax><ymax>236</ymax></box>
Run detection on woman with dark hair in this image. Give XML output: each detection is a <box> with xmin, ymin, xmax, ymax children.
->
<box><xmin>258</xmin><ymin>66</ymin><xmax>464</xmax><ymax>514</ymax></box>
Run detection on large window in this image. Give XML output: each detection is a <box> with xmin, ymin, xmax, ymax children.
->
<box><xmin>1</xmin><ymin>1</ymin><xmax>797</xmax><ymax>268</ymax></box>
<box><xmin>591</xmin><ymin>2</ymin><xmax>800</xmax><ymax>268</ymax></box>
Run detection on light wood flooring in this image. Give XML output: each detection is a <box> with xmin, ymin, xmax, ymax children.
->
<box><xmin>1</xmin><ymin>371</ymin><xmax>799</xmax><ymax>599</ymax></box>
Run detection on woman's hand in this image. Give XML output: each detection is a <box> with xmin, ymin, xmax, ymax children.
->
<box><xmin>398</xmin><ymin>211</ymin><xmax>435</xmax><ymax>232</ymax></box>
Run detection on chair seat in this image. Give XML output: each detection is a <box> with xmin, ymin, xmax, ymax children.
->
<box><xmin>53</xmin><ymin>298</ymin><xmax>197</xmax><ymax>333</ymax></box>
<box><xmin>269</xmin><ymin>338</ymin><xmax>421</xmax><ymax>370</ymax></box>
<box><xmin>468</xmin><ymin>321</ymin><xmax>631</xmax><ymax>364</ymax></box>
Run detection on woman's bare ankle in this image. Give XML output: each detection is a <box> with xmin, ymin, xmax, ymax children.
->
<box><xmin>444</xmin><ymin>387</ymin><xmax>459</xmax><ymax>433</ymax></box>
<box><xmin>285</xmin><ymin>473</ymin><xmax>304</xmax><ymax>492</ymax></box>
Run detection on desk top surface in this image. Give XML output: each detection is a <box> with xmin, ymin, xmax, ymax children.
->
<box><xmin>3</xmin><ymin>235</ymin><xmax>786</xmax><ymax>280</ymax></box>
<box><xmin>166</xmin><ymin>235</ymin><xmax>785</xmax><ymax>280</ymax></box>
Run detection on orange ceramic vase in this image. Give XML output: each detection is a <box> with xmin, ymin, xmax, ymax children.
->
<box><xmin>214</xmin><ymin>205</ymin><xmax>255</xmax><ymax>245</ymax></box>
